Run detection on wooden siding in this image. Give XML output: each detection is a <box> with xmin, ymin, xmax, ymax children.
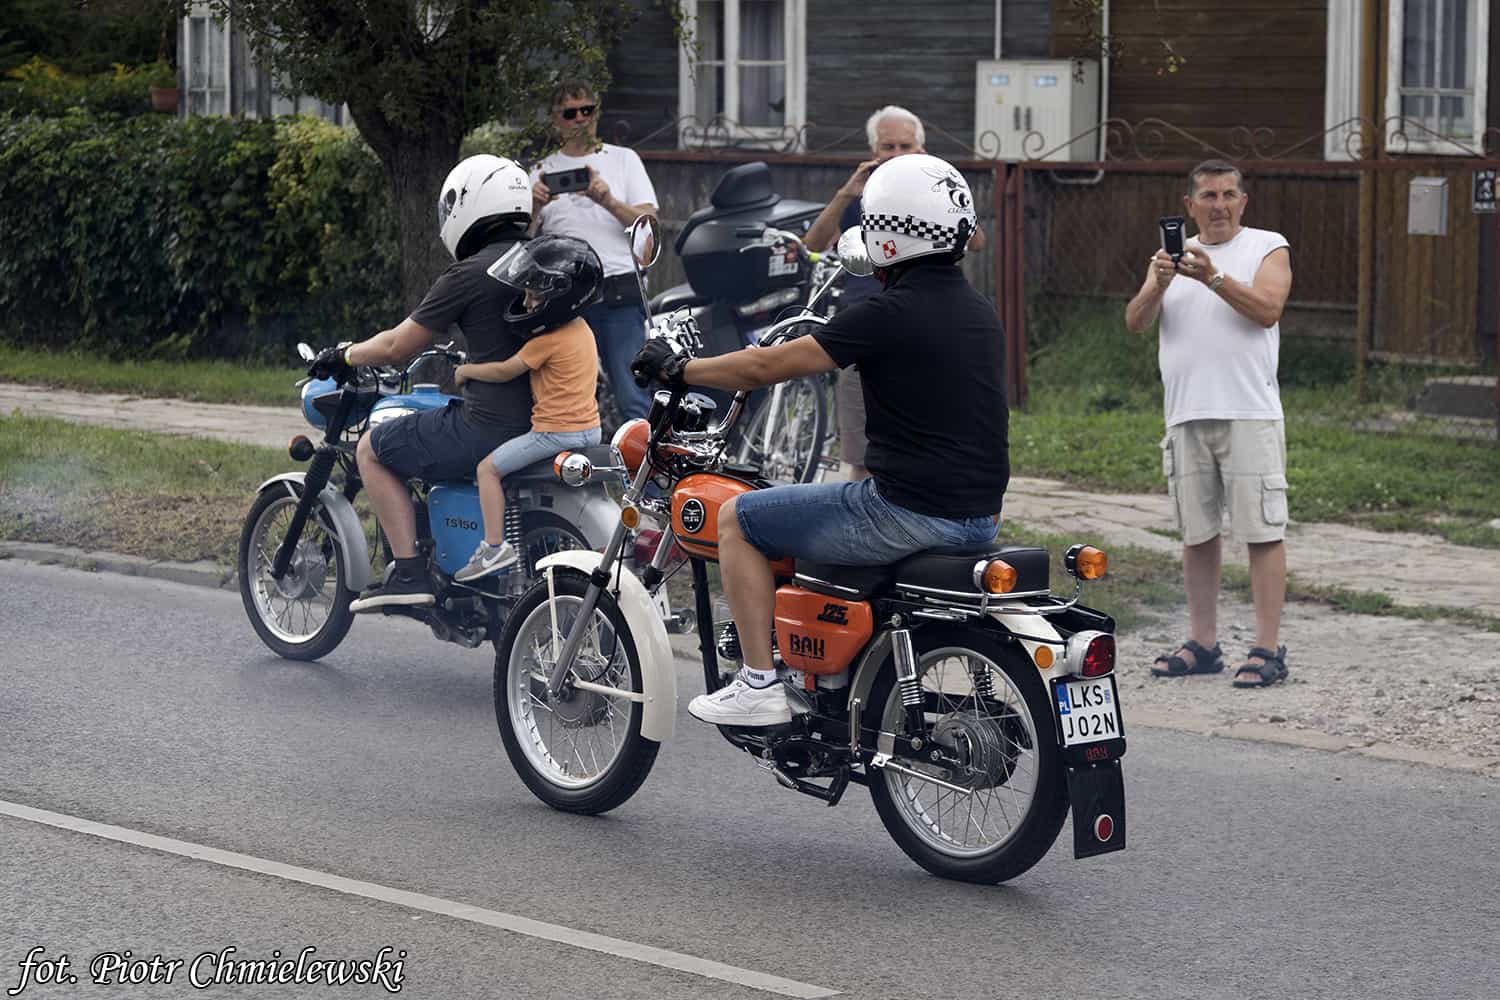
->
<box><xmin>1002</xmin><ymin>0</ymin><xmax>1054</xmax><ymax>59</ymax></box>
<box><xmin>805</xmin><ymin>0</ymin><xmax>996</xmax><ymax>156</ymax></box>
<box><xmin>1050</xmin><ymin>0</ymin><xmax>1327</xmax><ymax>159</ymax></box>
<box><xmin>601</xmin><ymin>1</ymin><xmax>684</xmax><ymax>150</ymax></box>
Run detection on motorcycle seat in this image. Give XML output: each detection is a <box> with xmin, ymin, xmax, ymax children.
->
<box><xmin>794</xmin><ymin>546</ymin><xmax>1050</xmax><ymax>603</ymax></box>
<box><xmin>649</xmin><ymin>283</ymin><xmax>710</xmax><ymax>314</ymax></box>
<box><xmin>895</xmin><ymin>546</ymin><xmax>1051</xmax><ymax>599</ymax></box>
<box><xmin>506</xmin><ymin>444</ymin><xmax>620</xmax><ymax>485</ymax></box>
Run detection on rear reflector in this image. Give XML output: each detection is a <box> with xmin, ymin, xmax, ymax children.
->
<box><xmin>1094</xmin><ymin>814</ymin><xmax>1114</xmax><ymax>842</ymax></box>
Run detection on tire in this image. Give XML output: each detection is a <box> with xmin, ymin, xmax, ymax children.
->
<box><xmin>494</xmin><ymin>568</ymin><xmax>659</xmax><ymax>814</ymax></box>
<box><xmin>517</xmin><ymin>511</ymin><xmax>591</xmax><ymax>583</ymax></box>
<box><xmin>732</xmin><ymin>375</ymin><xmax>828</xmax><ymax>484</ymax></box>
<box><xmin>867</xmin><ymin>625</ymin><xmax>1068</xmax><ymax>884</ymax></box>
<box><xmin>238</xmin><ymin>485</ymin><xmax>356</xmax><ymax>661</ymax></box>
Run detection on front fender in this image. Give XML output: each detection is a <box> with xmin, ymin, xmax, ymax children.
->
<box><xmin>535</xmin><ymin>550</ymin><xmax>676</xmax><ymax>744</ymax></box>
<box><xmin>255</xmin><ymin>473</ymin><xmax>371</xmax><ymax>593</ymax></box>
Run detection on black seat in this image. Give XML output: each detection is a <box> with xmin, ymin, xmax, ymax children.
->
<box><xmin>506</xmin><ymin>443</ymin><xmax>618</xmax><ymax>485</ymax></box>
<box><xmin>895</xmin><ymin>546</ymin><xmax>1050</xmax><ymax>598</ymax></box>
<box><xmin>649</xmin><ymin>282</ymin><xmax>710</xmax><ymax>314</ymax></box>
<box><xmin>794</xmin><ymin>561</ymin><xmax>896</xmax><ymax>601</ymax></box>
<box><xmin>795</xmin><ymin>545</ymin><xmax>1050</xmax><ymax>603</ymax></box>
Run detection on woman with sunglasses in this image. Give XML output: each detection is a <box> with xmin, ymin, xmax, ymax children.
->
<box><xmin>529</xmin><ymin>78</ymin><xmax>660</xmax><ymax>423</ymax></box>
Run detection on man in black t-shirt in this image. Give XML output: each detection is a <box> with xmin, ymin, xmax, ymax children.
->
<box><xmin>332</xmin><ymin>155</ymin><xmax>536</xmax><ymax>612</ymax></box>
<box><xmin>632</xmin><ymin>153</ymin><xmax>1008</xmax><ymax>728</ymax></box>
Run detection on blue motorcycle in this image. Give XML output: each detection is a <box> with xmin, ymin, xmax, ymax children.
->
<box><xmin>237</xmin><ymin>344</ymin><xmax>622</xmax><ymax>661</ymax></box>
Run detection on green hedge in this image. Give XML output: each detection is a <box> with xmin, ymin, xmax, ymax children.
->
<box><xmin>0</xmin><ymin>110</ymin><xmax>400</xmax><ymax>361</ymax></box>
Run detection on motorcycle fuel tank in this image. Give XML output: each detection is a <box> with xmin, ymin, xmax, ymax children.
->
<box><xmin>670</xmin><ymin>473</ymin><xmax>794</xmax><ymax>575</ymax></box>
<box><xmin>369</xmin><ymin>384</ymin><xmax>457</xmax><ymax>428</ymax></box>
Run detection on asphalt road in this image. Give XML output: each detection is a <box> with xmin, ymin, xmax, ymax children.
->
<box><xmin>1</xmin><ymin>560</ymin><xmax>1496</xmax><ymax>1000</ymax></box>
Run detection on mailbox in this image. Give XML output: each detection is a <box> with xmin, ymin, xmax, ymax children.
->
<box><xmin>1408</xmin><ymin>177</ymin><xmax>1449</xmax><ymax>236</ymax></box>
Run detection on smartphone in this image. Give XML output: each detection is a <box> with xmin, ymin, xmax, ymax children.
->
<box><xmin>1159</xmin><ymin>215</ymin><xmax>1186</xmax><ymax>263</ymax></box>
<box><xmin>542</xmin><ymin>167</ymin><xmax>591</xmax><ymax>195</ymax></box>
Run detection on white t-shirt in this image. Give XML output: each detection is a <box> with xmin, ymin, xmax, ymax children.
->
<box><xmin>1158</xmin><ymin>226</ymin><xmax>1291</xmax><ymax>428</ymax></box>
<box><xmin>531</xmin><ymin>144</ymin><xmax>658</xmax><ymax>278</ymax></box>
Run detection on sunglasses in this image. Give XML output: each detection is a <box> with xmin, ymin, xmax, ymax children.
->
<box><xmin>558</xmin><ymin>104</ymin><xmax>597</xmax><ymax>121</ymax></box>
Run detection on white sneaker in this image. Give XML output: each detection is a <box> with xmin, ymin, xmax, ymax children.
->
<box><xmin>454</xmin><ymin>541</ymin><xmax>519</xmax><ymax>582</ymax></box>
<box><xmin>688</xmin><ymin>672</ymin><xmax>793</xmax><ymax>727</ymax></box>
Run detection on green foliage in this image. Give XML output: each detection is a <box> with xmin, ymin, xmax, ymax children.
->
<box><xmin>0</xmin><ymin>110</ymin><xmax>400</xmax><ymax>360</ymax></box>
<box><xmin>0</xmin><ymin>57</ymin><xmax>170</xmax><ymax>117</ymax></box>
<box><xmin>0</xmin><ymin>0</ymin><xmax>179</xmax><ymax>77</ymax></box>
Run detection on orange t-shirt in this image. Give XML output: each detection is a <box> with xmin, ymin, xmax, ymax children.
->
<box><xmin>516</xmin><ymin>317</ymin><xmax>601</xmax><ymax>433</ymax></box>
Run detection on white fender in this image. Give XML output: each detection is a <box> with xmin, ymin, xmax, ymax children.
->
<box><xmin>534</xmin><ymin>550</ymin><xmax>676</xmax><ymax>743</ymax></box>
<box><xmin>255</xmin><ymin>473</ymin><xmax>371</xmax><ymax>592</ymax></box>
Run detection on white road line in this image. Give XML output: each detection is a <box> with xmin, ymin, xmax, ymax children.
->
<box><xmin>1</xmin><ymin>799</ymin><xmax>839</xmax><ymax>999</ymax></box>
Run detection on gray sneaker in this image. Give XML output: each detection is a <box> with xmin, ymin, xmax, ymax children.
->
<box><xmin>454</xmin><ymin>541</ymin><xmax>519</xmax><ymax>582</ymax></box>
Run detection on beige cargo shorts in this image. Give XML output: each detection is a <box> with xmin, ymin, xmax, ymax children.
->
<box><xmin>1160</xmin><ymin>419</ymin><xmax>1288</xmax><ymax>546</ymax></box>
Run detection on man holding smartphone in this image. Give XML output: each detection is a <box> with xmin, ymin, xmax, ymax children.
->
<box><xmin>530</xmin><ymin>78</ymin><xmax>659</xmax><ymax>422</ymax></box>
<box><xmin>1125</xmin><ymin>159</ymin><xmax>1294</xmax><ymax>689</ymax></box>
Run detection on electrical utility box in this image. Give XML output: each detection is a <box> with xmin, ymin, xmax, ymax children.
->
<box><xmin>1407</xmin><ymin>176</ymin><xmax>1449</xmax><ymax>236</ymax></box>
<box><xmin>974</xmin><ymin>60</ymin><xmax>1100</xmax><ymax>162</ymax></box>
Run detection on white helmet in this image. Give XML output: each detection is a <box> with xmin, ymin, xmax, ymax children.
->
<box><xmin>860</xmin><ymin>153</ymin><xmax>976</xmax><ymax>267</ymax></box>
<box><xmin>437</xmin><ymin>154</ymin><xmax>532</xmax><ymax>260</ymax></box>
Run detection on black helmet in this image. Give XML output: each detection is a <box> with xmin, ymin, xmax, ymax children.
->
<box><xmin>487</xmin><ymin>235</ymin><xmax>605</xmax><ymax>337</ymax></box>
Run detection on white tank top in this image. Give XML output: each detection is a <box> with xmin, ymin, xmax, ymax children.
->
<box><xmin>1158</xmin><ymin>226</ymin><xmax>1290</xmax><ymax>427</ymax></box>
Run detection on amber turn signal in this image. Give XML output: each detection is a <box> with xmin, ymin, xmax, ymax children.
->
<box><xmin>553</xmin><ymin>452</ymin><xmax>572</xmax><ymax>479</ymax></box>
<box><xmin>1065</xmin><ymin>544</ymin><xmax>1108</xmax><ymax>581</ymax></box>
<box><xmin>974</xmin><ymin>559</ymin><xmax>1018</xmax><ymax>594</ymax></box>
<box><xmin>620</xmin><ymin>505</ymin><xmax>641</xmax><ymax>529</ymax></box>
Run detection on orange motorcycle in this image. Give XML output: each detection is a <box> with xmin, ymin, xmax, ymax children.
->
<box><xmin>491</xmin><ymin>220</ymin><xmax>1127</xmax><ymax>884</ymax></box>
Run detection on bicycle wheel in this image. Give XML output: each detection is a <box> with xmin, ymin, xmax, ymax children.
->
<box><xmin>731</xmin><ymin>375</ymin><xmax>827</xmax><ymax>484</ymax></box>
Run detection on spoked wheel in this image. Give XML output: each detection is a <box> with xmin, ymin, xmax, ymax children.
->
<box><xmin>238</xmin><ymin>486</ymin><xmax>355</xmax><ymax>661</ymax></box>
<box><xmin>867</xmin><ymin>626</ymin><xmax>1067</xmax><ymax>884</ymax></box>
<box><xmin>732</xmin><ymin>375</ymin><xmax>827</xmax><ymax>484</ymax></box>
<box><xmin>494</xmin><ymin>569</ymin><xmax>659</xmax><ymax>814</ymax></box>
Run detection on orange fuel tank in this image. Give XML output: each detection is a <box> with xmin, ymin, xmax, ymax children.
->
<box><xmin>773</xmin><ymin>586</ymin><xmax>874</xmax><ymax>675</ymax></box>
<box><xmin>670</xmin><ymin>473</ymin><xmax>793</xmax><ymax>575</ymax></box>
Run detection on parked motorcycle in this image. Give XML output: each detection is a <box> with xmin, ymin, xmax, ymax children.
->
<box><xmin>238</xmin><ymin>345</ymin><xmax>620</xmax><ymax>661</ymax></box>
<box><xmin>647</xmin><ymin>161</ymin><xmax>832</xmax><ymax>484</ymax></box>
<box><xmin>491</xmin><ymin>220</ymin><xmax>1128</xmax><ymax>883</ymax></box>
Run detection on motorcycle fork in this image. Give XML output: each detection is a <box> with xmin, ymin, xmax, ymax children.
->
<box><xmin>270</xmin><ymin>446</ymin><xmax>339</xmax><ymax>581</ymax></box>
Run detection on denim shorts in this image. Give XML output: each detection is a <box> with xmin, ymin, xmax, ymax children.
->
<box><xmin>734</xmin><ymin>478</ymin><xmax>999</xmax><ymax>565</ymax></box>
<box><xmin>487</xmin><ymin>427</ymin><xmax>602</xmax><ymax>477</ymax></box>
<box><xmin>369</xmin><ymin>401</ymin><xmax>524</xmax><ymax>483</ymax></box>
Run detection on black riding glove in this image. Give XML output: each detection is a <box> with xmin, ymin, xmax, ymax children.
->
<box><xmin>308</xmin><ymin>345</ymin><xmax>354</xmax><ymax>382</ymax></box>
<box><xmin>631</xmin><ymin>338</ymin><xmax>689</xmax><ymax>389</ymax></box>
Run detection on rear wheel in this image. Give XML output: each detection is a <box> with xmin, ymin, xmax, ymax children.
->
<box><xmin>494</xmin><ymin>569</ymin><xmax>659</xmax><ymax>813</ymax></box>
<box><xmin>239</xmin><ymin>485</ymin><xmax>355</xmax><ymax>661</ymax></box>
<box><xmin>867</xmin><ymin>626</ymin><xmax>1067</xmax><ymax>884</ymax></box>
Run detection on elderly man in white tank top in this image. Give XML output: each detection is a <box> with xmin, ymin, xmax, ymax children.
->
<box><xmin>1125</xmin><ymin>160</ymin><xmax>1294</xmax><ymax>688</ymax></box>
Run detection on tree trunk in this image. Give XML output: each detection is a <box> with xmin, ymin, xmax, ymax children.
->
<box><xmin>383</xmin><ymin>135</ymin><xmax>463</xmax><ymax>315</ymax></box>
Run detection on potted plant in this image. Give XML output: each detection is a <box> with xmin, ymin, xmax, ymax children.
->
<box><xmin>147</xmin><ymin>59</ymin><xmax>178</xmax><ymax>113</ymax></box>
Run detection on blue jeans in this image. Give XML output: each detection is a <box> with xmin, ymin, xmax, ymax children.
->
<box><xmin>487</xmin><ymin>427</ymin><xmax>601</xmax><ymax>477</ymax></box>
<box><xmin>584</xmin><ymin>300</ymin><xmax>651</xmax><ymax>422</ymax></box>
<box><xmin>734</xmin><ymin>478</ymin><xmax>999</xmax><ymax>565</ymax></box>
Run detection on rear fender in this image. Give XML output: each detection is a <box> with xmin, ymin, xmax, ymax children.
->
<box><xmin>535</xmin><ymin>551</ymin><xmax>676</xmax><ymax>743</ymax></box>
<box><xmin>255</xmin><ymin>473</ymin><xmax>371</xmax><ymax>593</ymax></box>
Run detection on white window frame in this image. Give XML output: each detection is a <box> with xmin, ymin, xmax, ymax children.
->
<box><xmin>1384</xmin><ymin>0</ymin><xmax>1490</xmax><ymax>155</ymax></box>
<box><xmin>676</xmin><ymin>0</ymin><xmax>807</xmax><ymax>150</ymax></box>
<box><xmin>1324</xmin><ymin>0</ymin><xmax>1365</xmax><ymax>160</ymax></box>
<box><xmin>181</xmin><ymin>2</ymin><xmax>231</xmax><ymax>117</ymax></box>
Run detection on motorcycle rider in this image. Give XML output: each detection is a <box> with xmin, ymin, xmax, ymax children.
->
<box><xmin>309</xmin><ymin>154</ymin><xmax>535</xmax><ymax>611</ymax></box>
<box><xmin>631</xmin><ymin>153</ymin><xmax>1010</xmax><ymax>727</ymax></box>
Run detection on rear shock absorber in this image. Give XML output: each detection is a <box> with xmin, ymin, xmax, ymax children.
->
<box><xmin>970</xmin><ymin>662</ymin><xmax>996</xmax><ymax>701</ymax></box>
<box><xmin>502</xmin><ymin>492</ymin><xmax>523</xmax><ymax>551</ymax></box>
<box><xmin>892</xmin><ymin>628</ymin><xmax>926</xmax><ymax>741</ymax></box>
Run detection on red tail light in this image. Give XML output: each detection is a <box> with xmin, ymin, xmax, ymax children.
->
<box><xmin>1064</xmin><ymin>630</ymin><xmax>1115</xmax><ymax>678</ymax></box>
<box><xmin>1081</xmin><ymin>633</ymin><xmax>1115</xmax><ymax>678</ymax></box>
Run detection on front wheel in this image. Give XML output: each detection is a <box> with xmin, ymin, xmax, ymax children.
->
<box><xmin>239</xmin><ymin>484</ymin><xmax>355</xmax><ymax>661</ymax></box>
<box><xmin>494</xmin><ymin>568</ymin><xmax>659</xmax><ymax>814</ymax></box>
<box><xmin>867</xmin><ymin>625</ymin><xmax>1068</xmax><ymax>884</ymax></box>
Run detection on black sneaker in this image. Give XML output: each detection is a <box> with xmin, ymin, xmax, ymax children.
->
<box><xmin>350</xmin><ymin>571</ymin><xmax>435</xmax><ymax>613</ymax></box>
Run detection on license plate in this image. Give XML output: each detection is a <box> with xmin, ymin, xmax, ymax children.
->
<box><xmin>1055</xmin><ymin>676</ymin><xmax>1122</xmax><ymax>747</ymax></box>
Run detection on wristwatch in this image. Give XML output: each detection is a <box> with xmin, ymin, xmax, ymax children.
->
<box><xmin>1208</xmin><ymin>273</ymin><xmax>1226</xmax><ymax>292</ymax></box>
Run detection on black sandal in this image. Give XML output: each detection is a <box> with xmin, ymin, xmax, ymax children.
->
<box><xmin>1150</xmin><ymin>639</ymin><xmax>1224</xmax><ymax>677</ymax></box>
<box><xmin>1232</xmin><ymin>645</ymin><xmax>1289</xmax><ymax>688</ymax></box>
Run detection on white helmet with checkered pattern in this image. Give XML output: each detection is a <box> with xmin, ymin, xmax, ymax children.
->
<box><xmin>860</xmin><ymin>153</ymin><xmax>975</xmax><ymax>267</ymax></box>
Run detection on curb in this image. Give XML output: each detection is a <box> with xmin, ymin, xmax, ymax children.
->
<box><xmin>7</xmin><ymin>542</ymin><xmax>1497</xmax><ymax>779</ymax></box>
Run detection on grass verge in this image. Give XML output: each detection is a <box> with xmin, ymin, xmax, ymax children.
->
<box><xmin>0</xmin><ymin>343</ymin><xmax>299</xmax><ymax>407</ymax></box>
